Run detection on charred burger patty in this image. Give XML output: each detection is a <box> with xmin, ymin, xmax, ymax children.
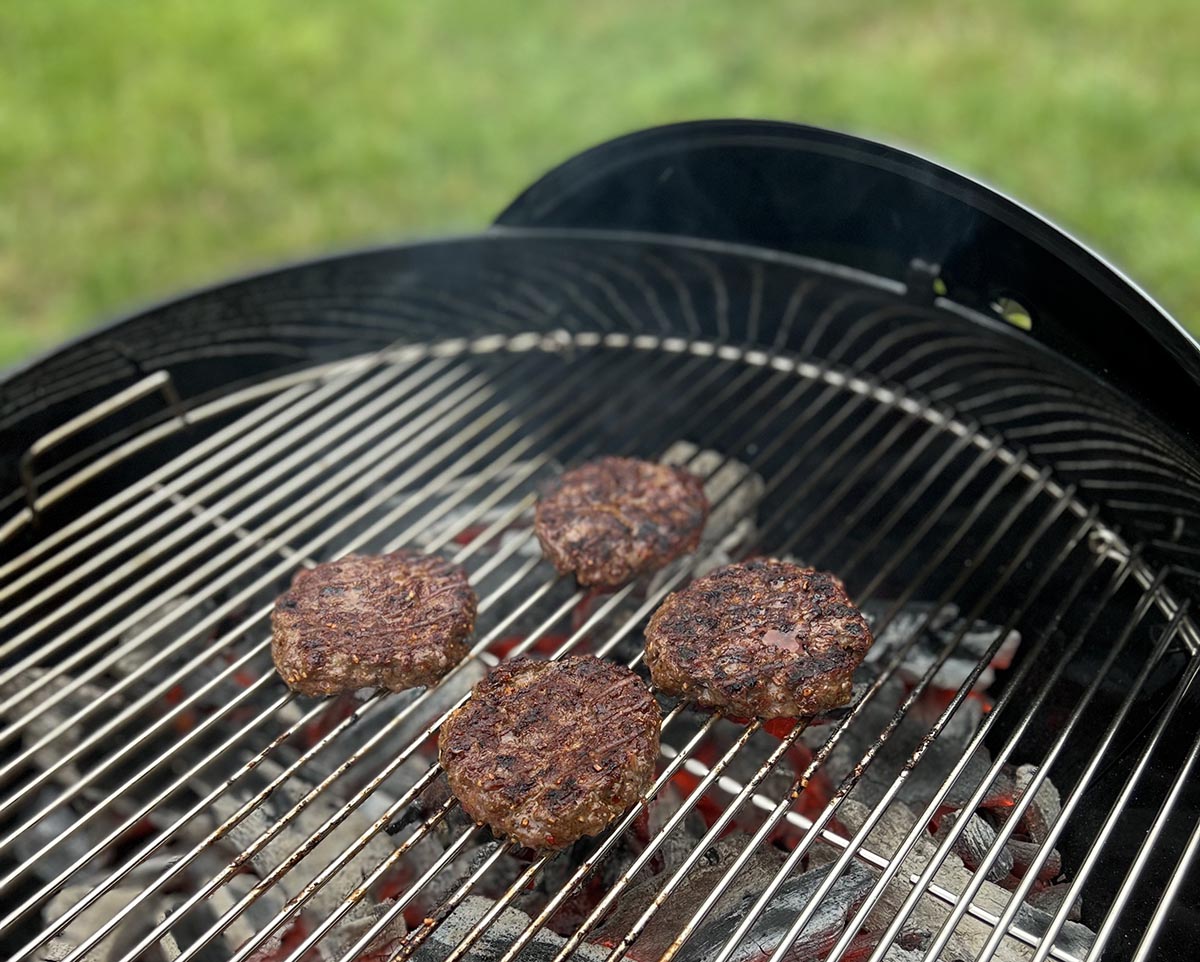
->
<box><xmin>438</xmin><ymin>656</ymin><xmax>660</xmax><ymax>851</ymax></box>
<box><xmin>271</xmin><ymin>549</ymin><xmax>476</xmax><ymax>696</ymax></box>
<box><xmin>645</xmin><ymin>559</ymin><xmax>872</xmax><ymax>719</ymax></box>
<box><xmin>534</xmin><ymin>456</ymin><xmax>708</xmax><ymax>589</ymax></box>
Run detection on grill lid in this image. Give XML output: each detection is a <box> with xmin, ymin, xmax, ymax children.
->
<box><xmin>498</xmin><ymin>119</ymin><xmax>1200</xmax><ymax>441</ymax></box>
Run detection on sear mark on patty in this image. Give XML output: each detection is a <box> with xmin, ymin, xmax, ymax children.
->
<box><xmin>438</xmin><ymin>655</ymin><xmax>660</xmax><ymax>851</ymax></box>
<box><xmin>534</xmin><ymin>456</ymin><xmax>708</xmax><ymax>589</ymax></box>
<box><xmin>271</xmin><ymin>549</ymin><xmax>476</xmax><ymax>697</ymax></box>
<box><xmin>645</xmin><ymin>559</ymin><xmax>873</xmax><ymax>719</ymax></box>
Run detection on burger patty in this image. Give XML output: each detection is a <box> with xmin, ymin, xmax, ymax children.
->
<box><xmin>645</xmin><ymin>559</ymin><xmax>873</xmax><ymax>719</ymax></box>
<box><xmin>534</xmin><ymin>456</ymin><xmax>709</xmax><ymax>589</ymax></box>
<box><xmin>271</xmin><ymin>549</ymin><xmax>476</xmax><ymax>696</ymax></box>
<box><xmin>438</xmin><ymin>656</ymin><xmax>660</xmax><ymax>851</ymax></box>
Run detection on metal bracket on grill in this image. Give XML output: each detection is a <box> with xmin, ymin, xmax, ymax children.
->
<box><xmin>19</xmin><ymin>370</ymin><xmax>188</xmax><ymax>515</ymax></box>
<box><xmin>904</xmin><ymin>258</ymin><xmax>944</xmax><ymax>306</ymax></box>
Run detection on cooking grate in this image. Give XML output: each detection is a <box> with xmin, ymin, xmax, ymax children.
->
<box><xmin>1</xmin><ymin>319</ymin><xmax>1198</xmax><ymax>961</ymax></box>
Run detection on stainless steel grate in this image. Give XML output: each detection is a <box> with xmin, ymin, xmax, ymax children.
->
<box><xmin>1</xmin><ymin>325</ymin><xmax>1197</xmax><ymax>962</ymax></box>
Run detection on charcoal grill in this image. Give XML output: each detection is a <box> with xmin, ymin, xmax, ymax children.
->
<box><xmin>2</xmin><ymin>120</ymin><xmax>1200</xmax><ymax>962</ymax></box>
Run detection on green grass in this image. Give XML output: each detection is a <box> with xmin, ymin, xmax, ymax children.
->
<box><xmin>2</xmin><ymin>1</ymin><xmax>1198</xmax><ymax>366</ymax></box>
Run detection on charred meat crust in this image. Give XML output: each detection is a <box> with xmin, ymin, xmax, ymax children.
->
<box><xmin>534</xmin><ymin>456</ymin><xmax>709</xmax><ymax>589</ymax></box>
<box><xmin>271</xmin><ymin>550</ymin><xmax>476</xmax><ymax>696</ymax></box>
<box><xmin>439</xmin><ymin>656</ymin><xmax>660</xmax><ymax>851</ymax></box>
<box><xmin>645</xmin><ymin>559</ymin><xmax>873</xmax><ymax>719</ymax></box>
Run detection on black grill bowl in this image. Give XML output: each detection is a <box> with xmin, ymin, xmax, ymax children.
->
<box><xmin>1</xmin><ymin>122</ymin><xmax>1199</xmax><ymax>962</ymax></box>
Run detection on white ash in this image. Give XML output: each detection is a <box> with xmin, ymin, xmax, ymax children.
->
<box><xmin>534</xmin><ymin>781</ymin><xmax>708</xmax><ymax>907</ymax></box>
<box><xmin>595</xmin><ymin>833</ymin><xmax>871</xmax><ymax>961</ymax></box>
<box><xmin>411</xmin><ymin>837</ymin><xmax>531</xmax><ymax>912</ymax></box>
<box><xmin>934</xmin><ymin>811</ymin><xmax>1013</xmax><ymax>883</ymax></box>
<box><xmin>398</xmin><ymin>461</ymin><xmax>559</xmax><ymax>558</ymax></box>
<box><xmin>594</xmin><ymin>835</ymin><xmax>785</xmax><ymax>954</ymax></box>
<box><xmin>242</xmin><ymin>919</ymin><xmax>293</xmax><ymax>962</ymax></box>
<box><xmin>879</xmin><ymin>946</ymin><xmax>941</xmax><ymax>962</ymax></box>
<box><xmin>658</xmin><ymin>442</ymin><xmax>764</xmax><ymax>577</ymax></box>
<box><xmin>323</xmin><ymin>899</ymin><xmax>408</xmax><ymax>961</ymax></box>
<box><xmin>1007</xmin><ymin>838</ymin><xmax>1063</xmax><ymax>884</ymax></box>
<box><xmin>1012</xmin><ymin>763</ymin><xmax>1061</xmax><ymax>845</ymax></box>
<box><xmin>471</xmin><ymin>552</ymin><xmax>580</xmax><ymax>642</ymax></box>
<box><xmin>646</xmin><ymin>851</ymin><xmax>871</xmax><ymax>961</ymax></box>
<box><xmin>835</xmin><ymin>799</ymin><xmax>1094</xmax><ymax>962</ymax></box>
<box><xmin>113</xmin><ymin>591</ymin><xmax>312</xmax><ymax>736</ymax></box>
<box><xmin>702</xmin><ymin>861</ymin><xmax>874</xmax><ymax>962</ymax></box>
<box><xmin>861</xmin><ymin>601</ymin><xmax>1022</xmax><ymax>692</ymax></box>
<box><xmin>298</xmin><ymin>659</ymin><xmax>486</xmax><ymax>799</ymax></box>
<box><xmin>1027</xmin><ymin>883</ymin><xmax>1083</xmax><ymax>923</ymax></box>
<box><xmin>114</xmin><ymin>595</ymin><xmax>210</xmax><ymax>681</ymax></box>
<box><xmin>1</xmin><ymin>668</ymin><xmax>112</xmax><ymax>785</ymax></box>
<box><xmin>43</xmin><ymin>877</ymin><xmax>181</xmax><ymax>962</ymax></box>
<box><xmin>802</xmin><ymin>676</ymin><xmax>993</xmax><ymax>811</ymax></box>
<box><xmin>198</xmin><ymin>755</ymin><xmax>401</xmax><ymax>921</ymax></box>
<box><xmin>182</xmin><ymin>870</ymin><xmax>290</xmax><ymax>953</ymax></box>
<box><xmin>641</xmin><ymin>781</ymin><xmax>713</xmax><ymax>871</ymax></box>
<box><xmin>410</xmin><ymin>895</ymin><xmax>609</xmax><ymax>962</ymax></box>
<box><xmin>11</xmin><ymin>786</ymin><xmax>96</xmax><ymax>884</ymax></box>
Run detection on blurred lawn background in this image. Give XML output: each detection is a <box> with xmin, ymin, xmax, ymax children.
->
<box><xmin>2</xmin><ymin>1</ymin><xmax>1198</xmax><ymax>367</ymax></box>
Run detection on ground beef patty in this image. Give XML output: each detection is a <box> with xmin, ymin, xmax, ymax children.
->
<box><xmin>439</xmin><ymin>656</ymin><xmax>660</xmax><ymax>851</ymax></box>
<box><xmin>534</xmin><ymin>456</ymin><xmax>708</xmax><ymax>589</ymax></box>
<box><xmin>645</xmin><ymin>559</ymin><xmax>873</xmax><ymax>719</ymax></box>
<box><xmin>271</xmin><ymin>550</ymin><xmax>475</xmax><ymax>696</ymax></box>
